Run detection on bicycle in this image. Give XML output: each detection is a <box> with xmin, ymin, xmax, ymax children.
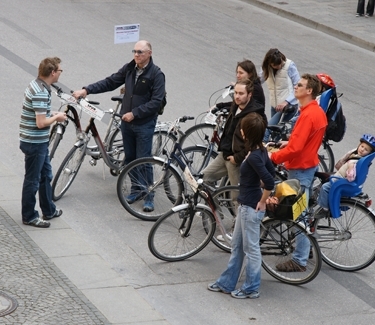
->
<box><xmin>148</xmin><ymin>178</ymin><xmax>322</xmax><ymax>285</ymax></box>
<box><xmin>50</xmin><ymin>84</ymin><xmax>175</xmax><ymax>164</ymax></box>
<box><xmin>271</xmin><ymin>147</ymin><xmax>375</xmax><ymax>272</ymax></box>
<box><xmin>116</xmin><ymin>115</ymin><xmax>220</xmax><ymax>221</ymax></box>
<box><xmin>51</xmin><ymin>98</ymin><xmax>128</xmax><ymax>201</ymax></box>
<box><xmin>309</xmin><ymin>151</ymin><xmax>375</xmax><ymax>271</ymax></box>
<box><xmin>49</xmin><ymin>84</ymin><xmax>123</xmax><ymax>161</ymax></box>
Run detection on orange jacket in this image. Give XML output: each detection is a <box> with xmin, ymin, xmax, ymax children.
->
<box><xmin>271</xmin><ymin>100</ymin><xmax>327</xmax><ymax>169</ymax></box>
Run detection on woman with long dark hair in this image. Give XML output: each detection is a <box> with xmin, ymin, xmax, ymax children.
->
<box><xmin>260</xmin><ymin>48</ymin><xmax>300</xmax><ymax>142</ymax></box>
<box><xmin>207</xmin><ymin>112</ymin><xmax>275</xmax><ymax>299</ymax></box>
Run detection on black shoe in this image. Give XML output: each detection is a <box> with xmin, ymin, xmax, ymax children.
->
<box><xmin>43</xmin><ymin>208</ymin><xmax>63</xmax><ymax>220</ymax></box>
<box><xmin>23</xmin><ymin>218</ymin><xmax>50</xmax><ymax>228</ymax></box>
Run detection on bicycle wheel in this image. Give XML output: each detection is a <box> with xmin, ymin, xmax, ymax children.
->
<box><xmin>209</xmin><ymin>185</ymin><xmax>239</xmax><ymax>252</ymax></box>
<box><xmin>313</xmin><ymin>198</ymin><xmax>375</xmax><ymax>271</ymax></box>
<box><xmin>180</xmin><ymin>123</ymin><xmax>216</xmax><ymax>149</ymax></box>
<box><xmin>107</xmin><ymin>127</ymin><xmax>125</xmax><ymax>166</ymax></box>
<box><xmin>260</xmin><ymin>218</ymin><xmax>322</xmax><ymax>285</ymax></box>
<box><xmin>52</xmin><ymin>144</ymin><xmax>86</xmax><ymax>201</ymax></box>
<box><xmin>117</xmin><ymin>157</ymin><xmax>184</xmax><ymax>221</ymax></box>
<box><xmin>152</xmin><ymin>129</ymin><xmax>177</xmax><ymax>157</ymax></box>
<box><xmin>319</xmin><ymin>141</ymin><xmax>335</xmax><ymax>172</ymax></box>
<box><xmin>179</xmin><ymin>146</ymin><xmax>217</xmax><ymax>178</ymax></box>
<box><xmin>148</xmin><ymin>205</ymin><xmax>216</xmax><ymax>261</ymax></box>
<box><xmin>49</xmin><ymin>124</ymin><xmax>63</xmax><ymax>160</ymax></box>
<box><xmin>317</xmin><ymin>153</ymin><xmax>329</xmax><ymax>173</ymax></box>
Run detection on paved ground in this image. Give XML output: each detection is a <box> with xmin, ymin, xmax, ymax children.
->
<box><xmin>1</xmin><ymin>0</ymin><xmax>374</xmax><ymax>324</ymax></box>
<box><xmin>246</xmin><ymin>0</ymin><xmax>375</xmax><ymax>51</ymax></box>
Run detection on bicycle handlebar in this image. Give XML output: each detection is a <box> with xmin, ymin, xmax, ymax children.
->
<box><xmin>179</xmin><ymin>116</ymin><xmax>194</xmax><ymax>123</ymax></box>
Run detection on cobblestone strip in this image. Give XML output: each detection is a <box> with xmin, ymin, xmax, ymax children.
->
<box><xmin>0</xmin><ymin>207</ymin><xmax>111</xmax><ymax>325</ymax></box>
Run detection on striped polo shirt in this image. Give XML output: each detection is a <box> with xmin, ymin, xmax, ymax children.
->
<box><xmin>19</xmin><ymin>78</ymin><xmax>51</xmax><ymax>143</ymax></box>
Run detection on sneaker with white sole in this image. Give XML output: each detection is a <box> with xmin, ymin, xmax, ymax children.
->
<box><xmin>23</xmin><ymin>217</ymin><xmax>50</xmax><ymax>228</ymax></box>
<box><xmin>217</xmin><ymin>232</ymin><xmax>232</xmax><ymax>242</ymax></box>
<box><xmin>43</xmin><ymin>208</ymin><xmax>63</xmax><ymax>220</ymax></box>
<box><xmin>231</xmin><ymin>289</ymin><xmax>259</xmax><ymax>299</ymax></box>
<box><xmin>207</xmin><ymin>282</ymin><xmax>229</xmax><ymax>293</ymax></box>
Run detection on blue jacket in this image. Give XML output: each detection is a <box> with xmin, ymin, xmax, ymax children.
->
<box><xmin>84</xmin><ymin>58</ymin><xmax>165</xmax><ymax>125</ymax></box>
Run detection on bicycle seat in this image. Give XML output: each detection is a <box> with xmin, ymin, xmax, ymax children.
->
<box><xmin>319</xmin><ymin>88</ymin><xmax>334</xmax><ymax>112</ymax></box>
<box><xmin>328</xmin><ymin>152</ymin><xmax>375</xmax><ymax>218</ymax></box>
<box><xmin>111</xmin><ymin>95</ymin><xmax>124</xmax><ymax>102</ymax></box>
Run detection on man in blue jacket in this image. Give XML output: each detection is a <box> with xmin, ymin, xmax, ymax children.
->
<box><xmin>73</xmin><ymin>40</ymin><xmax>165</xmax><ymax>212</ymax></box>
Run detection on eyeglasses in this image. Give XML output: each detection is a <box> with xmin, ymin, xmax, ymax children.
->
<box><xmin>132</xmin><ymin>49</ymin><xmax>149</xmax><ymax>55</ymax></box>
<box><xmin>56</xmin><ymin>69</ymin><xmax>63</xmax><ymax>73</ymax></box>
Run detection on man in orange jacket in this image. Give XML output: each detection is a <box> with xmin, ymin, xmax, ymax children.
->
<box><xmin>269</xmin><ymin>73</ymin><xmax>327</xmax><ymax>272</ymax></box>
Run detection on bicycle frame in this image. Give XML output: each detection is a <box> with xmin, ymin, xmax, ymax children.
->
<box><xmin>169</xmin><ymin>182</ymin><xmax>232</xmax><ymax>246</ymax></box>
<box><xmin>71</xmin><ymin>98</ymin><xmax>125</xmax><ymax>171</ymax></box>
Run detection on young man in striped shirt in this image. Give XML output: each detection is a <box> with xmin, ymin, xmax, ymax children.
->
<box><xmin>19</xmin><ymin>57</ymin><xmax>66</xmax><ymax>228</ymax></box>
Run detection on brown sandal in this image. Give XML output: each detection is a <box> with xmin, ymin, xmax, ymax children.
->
<box><xmin>276</xmin><ymin>260</ymin><xmax>306</xmax><ymax>272</ymax></box>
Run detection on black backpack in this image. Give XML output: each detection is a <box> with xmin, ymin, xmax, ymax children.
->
<box><xmin>324</xmin><ymin>89</ymin><xmax>346</xmax><ymax>142</ymax></box>
<box><xmin>151</xmin><ymin>65</ymin><xmax>167</xmax><ymax>115</ymax></box>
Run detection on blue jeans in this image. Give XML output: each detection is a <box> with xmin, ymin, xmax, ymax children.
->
<box><xmin>121</xmin><ymin>118</ymin><xmax>157</xmax><ymax>201</ymax></box>
<box><xmin>263</xmin><ymin>106</ymin><xmax>297</xmax><ymax>143</ymax></box>
<box><xmin>20</xmin><ymin>141</ymin><xmax>56</xmax><ymax>223</ymax></box>
<box><xmin>288</xmin><ymin>167</ymin><xmax>316</xmax><ymax>266</ymax></box>
<box><xmin>317</xmin><ymin>181</ymin><xmax>332</xmax><ymax>209</ymax></box>
<box><xmin>216</xmin><ymin>205</ymin><xmax>264</xmax><ymax>293</ymax></box>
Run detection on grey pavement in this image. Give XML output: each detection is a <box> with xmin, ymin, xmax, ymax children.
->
<box><xmin>245</xmin><ymin>0</ymin><xmax>375</xmax><ymax>52</ymax></box>
<box><xmin>0</xmin><ymin>0</ymin><xmax>374</xmax><ymax>324</ymax></box>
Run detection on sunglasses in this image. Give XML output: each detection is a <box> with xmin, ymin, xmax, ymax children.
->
<box><xmin>132</xmin><ymin>49</ymin><xmax>149</xmax><ymax>55</ymax></box>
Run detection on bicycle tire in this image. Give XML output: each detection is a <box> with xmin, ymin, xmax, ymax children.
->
<box><xmin>152</xmin><ymin>129</ymin><xmax>177</xmax><ymax>157</ymax></box>
<box><xmin>260</xmin><ymin>218</ymin><xmax>322</xmax><ymax>285</ymax></box>
<box><xmin>148</xmin><ymin>205</ymin><xmax>216</xmax><ymax>261</ymax></box>
<box><xmin>209</xmin><ymin>185</ymin><xmax>239</xmax><ymax>253</ymax></box>
<box><xmin>180</xmin><ymin>123</ymin><xmax>216</xmax><ymax>149</ymax></box>
<box><xmin>107</xmin><ymin>127</ymin><xmax>125</xmax><ymax>166</ymax></box>
<box><xmin>179</xmin><ymin>145</ymin><xmax>217</xmax><ymax>177</ymax></box>
<box><xmin>319</xmin><ymin>141</ymin><xmax>335</xmax><ymax>173</ymax></box>
<box><xmin>313</xmin><ymin>198</ymin><xmax>375</xmax><ymax>271</ymax></box>
<box><xmin>117</xmin><ymin>157</ymin><xmax>184</xmax><ymax>221</ymax></box>
<box><xmin>48</xmin><ymin>124</ymin><xmax>62</xmax><ymax>160</ymax></box>
<box><xmin>52</xmin><ymin>144</ymin><xmax>86</xmax><ymax>201</ymax></box>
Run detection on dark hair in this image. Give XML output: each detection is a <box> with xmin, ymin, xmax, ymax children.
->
<box><xmin>237</xmin><ymin>59</ymin><xmax>260</xmax><ymax>83</ymax></box>
<box><xmin>235</xmin><ymin>79</ymin><xmax>254</xmax><ymax>95</ymax></box>
<box><xmin>38</xmin><ymin>57</ymin><xmax>61</xmax><ymax>77</ymax></box>
<box><xmin>301</xmin><ymin>73</ymin><xmax>321</xmax><ymax>99</ymax></box>
<box><xmin>240</xmin><ymin>112</ymin><xmax>266</xmax><ymax>152</ymax></box>
<box><xmin>261</xmin><ymin>48</ymin><xmax>286</xmax><ymax>81</ymax></box>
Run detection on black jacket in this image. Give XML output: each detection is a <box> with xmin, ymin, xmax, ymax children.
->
<box><xmin>85</xmin><ymin>57</ymin><xmax>165</xmax><ymax>125</ymax></box>
<box><xmin>218</xmin><ymin>97</ymin><xmax>267</xmax><ymax>164</ymax></box>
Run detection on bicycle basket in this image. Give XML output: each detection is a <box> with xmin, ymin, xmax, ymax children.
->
<box><xmin>266</xmin><ymin>179</ymin><xmax>307</xmax><ymax>220</ymax></box>
<box><xmin>266</xmin><ymin>193</ymin><xmax>307</xmax><ymax>220</ymax></box>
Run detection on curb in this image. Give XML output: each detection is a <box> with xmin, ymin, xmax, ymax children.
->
<box><xmin>242</xmin><ymin>0</ymin><xmax>375</xmax><ymax>52</ymax></box>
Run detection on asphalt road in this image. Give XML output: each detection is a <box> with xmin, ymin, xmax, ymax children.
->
<box><xmin>1</xmin><ymin>0</ymin><xmax>375</xmax><ymax>324</ymax></box>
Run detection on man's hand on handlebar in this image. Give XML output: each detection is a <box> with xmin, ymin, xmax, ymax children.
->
<box><xmin>72</xmin><ymin>89</ymin><xmax>87</xmax><ymax>99</ymax></box>
<box><xmin>275</xmin><ymin>101</ymin><xmax>288</xmax><ymax>112</ymax></box>
<box><xmin>54</xmin><ymin>112</ymin><xmax>67</xmax><ymax>123</ymax></box>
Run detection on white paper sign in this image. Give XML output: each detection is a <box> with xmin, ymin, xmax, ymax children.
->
<box><xmin>114</xmin><ymin>24</ymin><xmax>140</xmax><ymax>44</ymax></box>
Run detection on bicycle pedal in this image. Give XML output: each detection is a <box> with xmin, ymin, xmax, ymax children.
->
<box><xmin>89</xmin><ymin>159</ymin><xmax>97</xmax><ymax>166</ymax></box>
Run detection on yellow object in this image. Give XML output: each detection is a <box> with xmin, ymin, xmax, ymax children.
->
<box><xmin>292</xmin><ymin>192</ymin><xmax>307</xmax><ymax>220</ymax></box>
<box><xmin>275</xmin><ymin>180</ymin><xmax>299</xmax><ymax>198</ymax></box>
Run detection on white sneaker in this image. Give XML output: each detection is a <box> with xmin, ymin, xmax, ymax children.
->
<box><xmin>217</xmin><ymin>233</ymin><xmax>232</xmax><ymax>242</ymax></box>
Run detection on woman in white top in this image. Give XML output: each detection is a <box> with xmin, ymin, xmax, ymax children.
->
<box><xmin>260</xmin><ymin>48</ymin><xmax>300</xmax><ymax>142</ymax></box>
